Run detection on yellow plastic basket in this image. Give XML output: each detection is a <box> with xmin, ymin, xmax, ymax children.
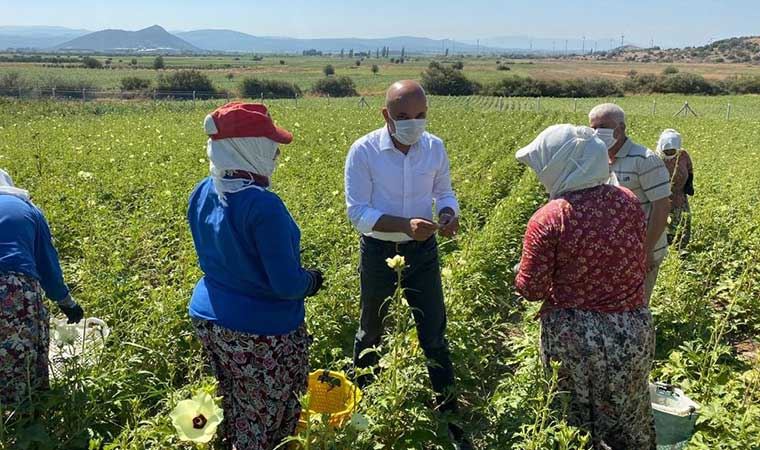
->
<box><xmin>297</xmin><ymin>370</ymin><xmax>362</xmax><ymax>431</ymax></box>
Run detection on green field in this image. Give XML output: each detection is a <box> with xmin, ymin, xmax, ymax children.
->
<box><xmin>4</xmin><ymin>54</ymin><xmax>760</xmax><ymax>95</ymax></box>
<box><xmin>0</xmin><ymin>96</ymin><xmax>758</xmax><ymax>449</ymax></box>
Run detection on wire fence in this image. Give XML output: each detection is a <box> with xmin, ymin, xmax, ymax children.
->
<box><xmin>1</xmin><ymin>87</ymin><xmax>758</xmax><ymax>121</ymax></box>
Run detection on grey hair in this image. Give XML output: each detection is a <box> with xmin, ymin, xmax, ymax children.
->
<box><xmin>589</xmin><ymin>103</ymin><xmax>626</xmax><ymax>126</ymax></box>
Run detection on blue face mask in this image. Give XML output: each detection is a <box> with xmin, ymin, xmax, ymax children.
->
<box><xmin>392</xmin><ymin>118</ymin><xmax>427</xmax><ymax>146</ymax></box>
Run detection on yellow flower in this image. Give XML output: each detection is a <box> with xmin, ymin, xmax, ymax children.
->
<box><xmin>385</xmin><ymin>255</ymin><xmax>406</xmax><ymax>270</ymax></box>
<box><xmin>170</xmin><ymin>392</ymin><xmax>224</xmax><ymax>443</ymax></box>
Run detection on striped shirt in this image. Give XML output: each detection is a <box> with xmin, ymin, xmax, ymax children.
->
<box><xmin>608</xmin><ymin>138</ymin><xmax>671</xmax><ymax>261</ymax></box>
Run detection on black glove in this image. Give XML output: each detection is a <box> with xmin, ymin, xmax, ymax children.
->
<box><xmin>305</xmin><ymin>269</ymin><xmax>324</xmax><ymax>297</ymax></box>
<box><xmin>684</xmin><ymin>172</ymin><xmax>695</xmax><ymax>196</ymax></box>
<box><xmin>58</xmin><ymin>295</ymin><xmax>84</xmax><ymax>324</ymax></box>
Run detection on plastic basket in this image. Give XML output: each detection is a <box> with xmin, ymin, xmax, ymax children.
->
<box><xmin>297</xmin><ymin>370</ymin><xmax>362</xmax><ymax>432</ymax></box>
<box><xmin>650</xmin><ymin>382</ymin><xmax>700</xmax><ymax>450</ymax></box>
<box><xmin>48</xmin><ymin>317</ymin><xmax>110</xmax><ymax>374</ymax></box>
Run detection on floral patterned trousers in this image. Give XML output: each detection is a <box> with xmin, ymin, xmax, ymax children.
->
<box><xmin>0</xmin><ymin>272</ymin><xmax>50</xmax><ymax>407</ymax></box>
<box><xmin>192</xmin><ymin>319</ymin><xmax>310</xmax><ymax>450</ymax></box>
<box><xmin>540</xmin><ymin>308</ymin><xmax>657</xmax><ymax>450</ymax></box>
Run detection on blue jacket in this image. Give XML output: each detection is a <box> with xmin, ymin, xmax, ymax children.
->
<box><xmin>0</xmin><ymin>196</ymin><xmax>69</xmax><ymax>301</ymax></box>
<box><xmin>187</xmin><ymin>178</ymin><xmax>313</xmax><ymax>335</ymax></box>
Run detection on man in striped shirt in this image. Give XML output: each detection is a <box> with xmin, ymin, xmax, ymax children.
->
<box><xmin>589</xmin><ymin>104</ymin><xmax>671</xmax><ymax>304</ymax></box>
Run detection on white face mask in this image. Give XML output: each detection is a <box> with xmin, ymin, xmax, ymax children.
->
<box><xmin>595</xmin><ymin>128</ymin><xmax>618</xmax><ymax>150</ymax></box>
<box><xmin>662</xmin><ymin>151</ymin><xmax>678</xmax><ymax>160</ymax></box>
<box><xmin>392</xmin><ymin>118</ymin><xmax>427</xmax><ymax>146</ymax></box>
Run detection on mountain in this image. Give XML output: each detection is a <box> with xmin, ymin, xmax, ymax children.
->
<box><xmin>54</xmin><ymin>25</ymin><xmax>201</xmax><ymax>52</ymax></box>
<box><xmin>176</xmin><ymin>29</ymin><xmax>496</xmax><ymax>54</ymax></box>
<box><xmin>0</xmin><ymin>26</ymin><xmax>89</xmax><ymax>50</ymax></box>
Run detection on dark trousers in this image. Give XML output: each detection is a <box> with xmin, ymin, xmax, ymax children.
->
<box><xmin>353</xmin><ymin>235</ymin><xmax>456</xmax><ymax>404</ymax></box>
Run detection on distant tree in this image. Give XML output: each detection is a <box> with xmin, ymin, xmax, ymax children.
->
<box><xmin>445</xmin><ymin>48</ymin><xmax>449</xmax><ymax>57</ymax></box>
<box><xmin>348</xmin><ymin>49</ymin><xmax>354</xmax><ymax>58</ymax></box>
<box><xmin>662</xmin><ymin>65</ymin><xmax>680</xmax><ymax>75</ymax></box>
<box><xmin>452</xmin><ymin>61</ymin><xmax>464</xmax><ymax>70</ymax></box>
<box><xmin>323</xmin><ymin>64</ymin><xmax>335</xmax><ymax>76</ymax></box>
<box><xmin>401</xmin><ymin>47</ymin><xmax>405</xmax><ymax>59</ymax></box>
<box><xmin>153</xmin><ymin>56</ymin><xmax>165</xmax><ymax>70</ymax></box>
<box><xmin>82</xmin><ymin>56</ymin><xmax>102</xmax><ymax>69</ymax></box>
<box><xmin>371</xmin><ymin>64</ymin><xmax>379</xmax><ymax>75</ymax></box>
<box><xmin>375</xmin><ymin>48</ymin><xmax>380</xmax><ymax>58</ymax></box>
<box><xmin>340</xmin><ymin>48</ymin><xmax>345</xmax><ymax>58</ymax></box>
<box><xmin>157</xmin><ymin>70</ymin><xmax>214</xmax><ymax>92</ymax></box>
<box><xmin>311</xmin><ymin>76</ymin><xmax>358</xmax><ymax>97</ymax></box>
<box><xmin>130</xmin><ymin>58</ymin><xmax>138</xmax><ymax>66</ymax></box>
<box><xmin>355</xmin><ymin>59</ymin><xmax>361</xmax><ymax>67</ymax></box>
<box><xmin>421</xmin><ymin>62</ymin><xmax>480</xmax><ymax>95</ymax></box>
<box><xmin>240</xmin><ymin>77</ymin><xmax>302</xmax><ymax>99</ymax></box>
<box><xmin>226</xmin><ymin>73</ymin><xmax>235</xmax><ymax>80</ymax></box>
<box><xmin>279</xmin><ymin>60</ymin><xmax>286</xmax><ymax>65</ymax></box>
<box><xmin>120</xmin><ymin>76</ymin><xmax>151</xmax><ymax>91</ymax></box>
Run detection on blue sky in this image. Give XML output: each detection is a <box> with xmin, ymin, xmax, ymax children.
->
<box><xmin>3</xmin><ymin>0</ymin><xmax>759</xmax><ymax>48</ymax></box>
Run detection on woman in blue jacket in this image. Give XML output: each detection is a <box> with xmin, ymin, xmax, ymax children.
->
<box><xmin>188</xmin><ymin>103</ymin><xmax>323</xmax><ymax>450</ymax></box>
<box><xmin>0</xmin><ymin>169</ymin><xmax>84</xmax><ymax>406</ymax></box>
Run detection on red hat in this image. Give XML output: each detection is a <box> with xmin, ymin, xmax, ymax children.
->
<box><xmin>204</xmin><ymin>102</ymin><xmax>293</xmax><ymax>144</ymax></box>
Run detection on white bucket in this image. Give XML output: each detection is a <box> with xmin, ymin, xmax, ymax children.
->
<box><xmin>49</xmin><ymin>317</ymin><xmax>110</xmax><ymax>374</ymax></box>
<box><xmin>650</xmin><ymin>382</ymin><xmax>700</xmax><ymax>450</ymax></box>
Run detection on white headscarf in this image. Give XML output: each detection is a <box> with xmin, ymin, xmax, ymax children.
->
<box><xmin>0</xmin><ymin>169</ymin><xmax>31</xmax><ymax>202</ymax></box>
<box><xmin>656</xmin><ymin>129</ymin><xmax>682</xmax><ymax>160</ymax></box>
<box><xmin>516</xmin><ymin>124</ymin><xmax>610</xmax><ymax>198</ymax></box>
<box><xmin>204</xmin><ymin>114</ymin><xmax>279</xmax><ymax>206</ymax></box>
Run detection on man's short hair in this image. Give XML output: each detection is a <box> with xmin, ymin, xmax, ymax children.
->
<box><xmin>589</xmin><ymin>103</ymin><xmax>626</xmax><ymax>126</ymax></box>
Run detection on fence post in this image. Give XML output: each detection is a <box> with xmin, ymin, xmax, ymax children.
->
<box><xmin>52</xmin><ymin>87</ymin><xmax>56</xmax><ymax>100</ymax></box>
<box><xmin>192</xmin><ymin>90</ymin><xmax>196</xmax><ymax>102</ymax></box>
<box><xmin>294</xmin><ymin>93</ymin><xmax>298</xmax><ymax>107</ymax></box>
<box><xmin>18</xmin><ymin>87</ymin><xmax>22</xmax><ymax>99</ymax></box>
<box><xmin>260</xmin><ymin>92</ymin><xmax>263</xmax><ymax>102</ymax></box>
<box><xmin>327</xmin><ymin>93</ymin><xmax>330</xmax><ymax>104</ymax></box>
<box><xmin>536</xmin><ymin>97</ymin><xmax>541</xmax><ymax>112</ymax></box>
<box><xmin>652</xmin><ymin>100</ymin><xmax>657</xmax><ymax>116</ymax></box>
<box><xmin>726</xmin><ymin>103</ymin><xmax>732</xmax><ymax>120</ymax></box>
<box><xmin>573</xmin><ymin>98</ymin><xmax>578</xmax><ymax>113</ymax></box>
<box><xmin>82</xmin><ymin>88</ymin><xmax>86</xmax><ymax>102</ymax></box>
<box><xmin>153</xmin><ymin>89</ymin><xmax>157</xmax><ymax>101</ymax></box>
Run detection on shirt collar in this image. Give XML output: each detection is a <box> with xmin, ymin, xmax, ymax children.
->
<box><xmin>379</xmin><ymin>126</ymin><xmax>397</xmax><ymax>152</ymax></box>
<box><xmin>613</xmin><ymin>137</ymin><xmax>633</xmax><ymax>159</ymax></box>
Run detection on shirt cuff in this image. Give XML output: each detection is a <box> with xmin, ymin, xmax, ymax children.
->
<box><xmin>357</xmin><ymin>208</ymin><xmax>384</xmax><ymax>234</ymax></box>
<box><xmin>436</xmin><ymin>197</ymin><xmax>460</xmax><ymax>217</ymax></box>
<box><xmin>645</xmin><ymin>184</ymin><xmax>672</xmax><ymax>202</ymax></box>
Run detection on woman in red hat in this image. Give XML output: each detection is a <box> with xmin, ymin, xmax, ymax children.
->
<box><xmin>187</xmin><ymin>102</ymin><xmax>324</xmax><ymax>449</ymax></box>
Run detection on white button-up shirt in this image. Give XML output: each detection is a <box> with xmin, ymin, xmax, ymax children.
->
<box><xmin>344</xmin><ymin>126</ymin><xmax>460</xmax><ymax>242</ymax></box>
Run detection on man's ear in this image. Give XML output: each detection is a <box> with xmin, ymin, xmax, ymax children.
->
<box><xmin>382</xmin><ymin>107</ymin><xmax>394</xmax><ymax>132</ymax></box>
<box><xmin>616</xmin><ymin>122</ymin><xmax>626</xmax><ymax>139</ymax></box>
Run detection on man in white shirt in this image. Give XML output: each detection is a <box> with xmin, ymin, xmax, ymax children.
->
<box><xmin>589</xmin><ymin>103</ymin><xmax>671</xmax><ymax>304</ymax></box>
<box><xmin>345</xmin><ymin>80</ymin><xmax>469</xmax><ymax>447</ymax></box>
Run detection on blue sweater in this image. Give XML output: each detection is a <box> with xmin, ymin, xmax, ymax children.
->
<box><xmin>187</xmin><ymin>178</ymin><xmax>313</xmax><ymax>335</ymax></box>
<box><xmin>0</xmin><ymin>196</ymin><xmax>70</xmax><ymax>301</ymax></box>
